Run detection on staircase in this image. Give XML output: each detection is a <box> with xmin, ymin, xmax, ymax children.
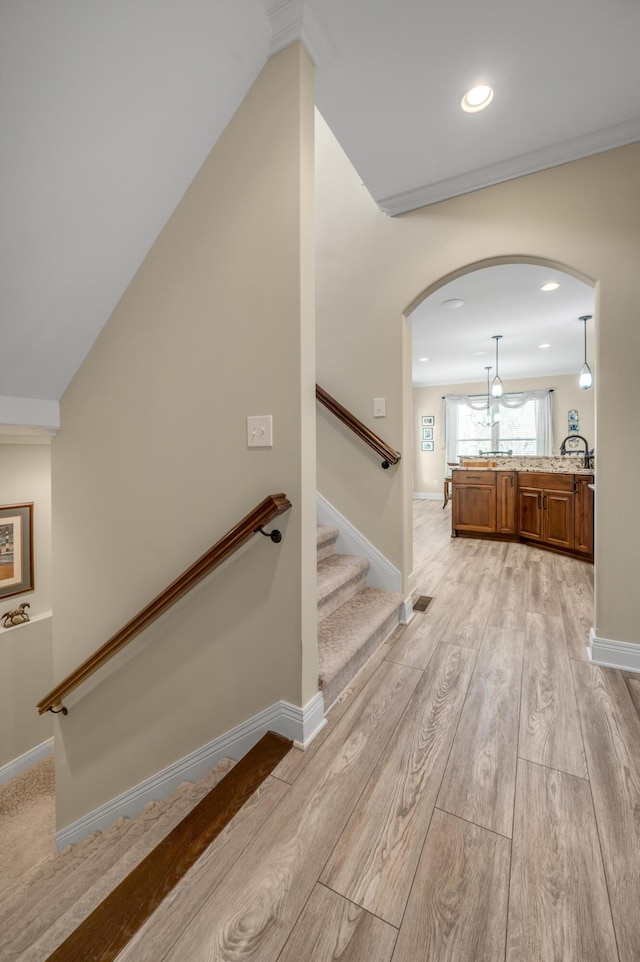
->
<box><xmin>0</xmin><ymin>531</ymin><xmax>402</xmax><ymax>958</ymax></box>
<box><xmin>316</xmin><ymin>524</ymin><xmax>403</xmax><ymax>710</ymax></box>
<box><xmin>0</xmin><ymin>757</ymin><xmax>236</xmax><ymax>961</ymax></box>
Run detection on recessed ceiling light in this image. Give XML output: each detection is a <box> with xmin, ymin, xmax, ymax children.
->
<box><xmin>539</xmin><ymin>343</ymin><xmax>551</xmax><ymax>349</ymax></box>
<box><xmin>472</xmin><ymin>350</ymin><xmax>486</xmax><ymax>355</ymax></box>
<box><xmin>540</xmin><ymin>281</ymin><xmax>560</xmax><ymax>291</ymax></box>
<box><xmin>419</xmin><ymin>357</ymin><xmax>429</xmax><ymax>362</ymax></box>
<box><xmin>442</xmin><ymin>298</ymin><xmax>464</xmax><ymax>309</ymax></box>
<box><xmin>461</xmin><ymin>85</ymin><xmax>494</xmax><ymax>113</ymax></box>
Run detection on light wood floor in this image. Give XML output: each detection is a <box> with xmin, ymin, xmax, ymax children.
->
<box><xmin>118</xmin><ymin>501</ymin><xmax>640</xmax><ymax>962</ymax></box>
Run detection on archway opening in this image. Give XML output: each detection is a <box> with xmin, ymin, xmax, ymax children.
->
<box><xmin>406</xmin><ymin>258</ymin><xmax>596</xmax><ymax>625</ymax></box>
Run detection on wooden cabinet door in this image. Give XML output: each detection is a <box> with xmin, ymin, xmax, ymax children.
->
<box><xmin>574</xmin><ymin>476</ymin><xmax>594</xmax><ymax>555</ymax></box>
<box><xmin>497</xmin><ymin>471</ymin><xmax>517</xmax><ymax>534</ymax></box>
<box><xmin>453</xmin><ymin>484</ymin><xmax>497</xmax><ymax>533</ymax></box>
<box><xmin>543</xmin><ymin>490</ymin><xmax>575</xmax><ymax>550</ymax></box>
<box><xmin>518</xmin><ymin>487</ymin><xmax>543</xmax><ymax>541</ymax></box>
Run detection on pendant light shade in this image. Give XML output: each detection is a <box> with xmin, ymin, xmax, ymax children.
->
<box><xmin>579</xmin><ymin>315</ymin><xmax>593</xmax><ymax>390</ymax></box>
<box><xmin>491</xmin><ymin>335</ymin><xmax>504</xmax><ymax>397</ymax></box>
<box><xmin>483</xmin><ymin>366</ymin><xmax>499</xmax><ymax>427</ymax></box>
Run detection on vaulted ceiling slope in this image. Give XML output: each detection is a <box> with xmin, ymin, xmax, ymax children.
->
<box><xmin>1</xmin><ymin>0</ymin><xmax>639</xmax><ymax>407</ymax></box>
<box><xmin>0</xmin><ymin>0</ymin><xmax>270</xmax><ymax>403</ymax></box>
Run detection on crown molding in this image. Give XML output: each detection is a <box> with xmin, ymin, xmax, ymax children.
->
<box><xmin>261</xmin><ymin>0</ymin><xmax>337</xmax><ymax>67</ymax></box>
<box><xmin>378</xmin><ymin>117</ymin><xmax>640</xmax><ymax>216</ymax></box>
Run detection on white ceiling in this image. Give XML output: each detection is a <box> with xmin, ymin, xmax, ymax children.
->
<box><xmin>1</xmin><ymin>0</ymin><xmax>637</xmax><ymax>407</ymax></box>
<box><xmin>314</xmin><ymin>0</ymin><xmax>640</xmax><ymax>212</ymax></box>
<box><xmin>409</xmin><ymin>263</ymin><xmax>595</xmax><ymax>386</ymax></box>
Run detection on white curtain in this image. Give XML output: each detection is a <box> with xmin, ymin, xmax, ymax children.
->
<box><xmin>442</xmin><ymin>394</ymin><xmax>491</xmax><ymax>464</ymax></box>
<box><xmin>443</xmin><ymin>389</ymin><xmax>553</xmax><ymax>460</ymax></box>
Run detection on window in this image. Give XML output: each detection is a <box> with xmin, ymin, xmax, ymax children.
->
<box><xmin>444</xmin><ymin>390</ymin><xmax>552</xmax><ymax>462</ymax></box>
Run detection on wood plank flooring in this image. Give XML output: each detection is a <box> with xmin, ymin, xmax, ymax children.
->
<box><xmin>507</xmin><ymin>759</ymin><xmax>617</xmax><ymax>961</ymax></box>
<box><xmin>115</xmin><ymin>500</ymin><xmax>640</xmax><ymax>962</ymax></box>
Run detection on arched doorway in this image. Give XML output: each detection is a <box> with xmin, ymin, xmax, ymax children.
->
<box><xmin>404</xmin><ymin>258</ymin><xmax>596</xmax><ymax>643</ymax></box>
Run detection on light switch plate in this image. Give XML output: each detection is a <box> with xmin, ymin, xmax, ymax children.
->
<box><xmin>247</xmin><ymin>415</ymin><xmax>273</xmax><ymax>447</ymax></box>
<box><xmin>374</xmin><ymin>397</ymin><xmax>386</xmax><ymax>418</ymax></box>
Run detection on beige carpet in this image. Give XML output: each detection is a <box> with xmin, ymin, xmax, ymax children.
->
<box><xmin>0</xmin><ymin>756</ymin><xmax>56</xmax><ymax>895</ymax></box>
<box><xmin>0</xmin><ymin>756</ymin><xmax>236</xmax><ymax>961</ymax></box>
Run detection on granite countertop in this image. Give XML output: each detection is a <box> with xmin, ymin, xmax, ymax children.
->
<box><xmin>455</xmin><ymin>456</ymin><xmax>594</xmax><ymax>475</ymax></box>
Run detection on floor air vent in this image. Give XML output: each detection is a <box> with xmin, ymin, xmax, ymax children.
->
<box><xmin>413</xmin><ymin>595</ymin><xmax>433</xmax><ymax>612</ymax></box>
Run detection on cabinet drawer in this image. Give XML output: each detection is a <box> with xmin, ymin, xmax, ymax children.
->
<box><xmin>452</xmin><ymin>470</ymin><xmax>496</xmax><ymax>485</ymax></box>
<box><xmin>518</xmin><ymin>472</ymin><xmax>574</xmax><ymax>491</ymax></box>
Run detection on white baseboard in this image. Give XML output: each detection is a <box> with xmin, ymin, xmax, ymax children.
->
<box><xmin>56</xmin><ymin>693</ymin><xmax>326</xmax><ymax>850</ymax></box>
<box><xmin>316</xmin><ymin>492</ymin><xmax>401</xmax><ymax>592</ymax></box>
<box><xmin>413</xmin><ymin>492</ymin><xmax>444</xmax><ymax>501</ymax></box>
<box><xmin>589</xmin><ymin>627</ymin><xmax>640</xmax><ymax>673</ymax></box>
<box><xmin>0</xmin><ymin>737</ymin><xmax>54</xmax><ymax>786</ymax></box>
<box><xmin>400</xmin><ymin>594</ymin><xmax>416</xmax><ymax>625</ymax></box>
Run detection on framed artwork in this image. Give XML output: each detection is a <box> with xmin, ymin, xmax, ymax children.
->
<box><xmin>421</xmin><ymin>441</ymin><xmax>434</xmax><ymax>452</ymax></box>
<box><xmin>421</xmin><ymin>415</ymin><xmax>435</xmax><ymax>426</ymax></box>
<box><xmin>568</xmin><ymin>409</ymin><xmax>579</xmax><ymax>433</ymax></box>
<box><xmin>422</xmin><ymin>428</ymin><xmax>433</xmax><ymax>440</ymax></box>
<box><xmin>0</xmin><ymin>503</ymin><xmax>34</xmax><ymax>601</ymax></box>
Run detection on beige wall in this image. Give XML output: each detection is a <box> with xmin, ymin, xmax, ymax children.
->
<box><xmin>0</xmin><ymin>442</ymin><xmax>53</xmax><ymax>764</ymax></box>
<box><xmin>413</xmin><ymin>374</ymin><xmax>595</xmax><ymax>496</ymax></box>
<box><xmin>51</xmin><ymin>44</ymin><xmax>316</xmax><ymax>830</ymax></box>
<box><xmin>0</xmin><ymin>617</ymin><xmax>53</xmax><ymax>767</ymax></box>
<box><xmin>316</xmin><ymin>114</ymin><xmax>640</xmax><ymax>645</ymax></box>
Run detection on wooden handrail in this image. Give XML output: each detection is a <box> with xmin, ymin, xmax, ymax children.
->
<box><xmin>37</xmin><ymin>493</ymin><xmax>292</xmax><ymax>716</ymax></box>
<box><xmin>316</xmin><ymin>384</ymin><xmax>401</xmax><ymax>469</ymax></box>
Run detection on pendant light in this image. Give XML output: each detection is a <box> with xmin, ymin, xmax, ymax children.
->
<box><xmin>482</xmin><ymin>366</ymin><xmax>499</xmax><ymax>428</ymax></box>
<box><xmin>491</xmin><ymin>335</ymin><xmax>504</xmax><ymax>397</ymax></box>
<box><xmin>578</xmin><ymin>314</ymin><xmax>593</xmax><ymax>390</ymax></box>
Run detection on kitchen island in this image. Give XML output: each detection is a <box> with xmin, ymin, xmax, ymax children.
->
<box><xmin>451</xmin><ymin>456</ymin><xmax>594</xmax><ymax>561</ymax></box>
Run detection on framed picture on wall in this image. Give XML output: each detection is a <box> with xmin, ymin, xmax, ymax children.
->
<box><xmin>422</xmin><ymin>428</ymin><xmax>433</xmax><ymax>440</ymax></box>
<box><xmin>421</xmin><ymin>415</ymin><xmax>435</xmax><ymax>426</ymax></box>
<box><xmin>0</xmin><ymin>503</ymin><xmax>34</xmax><ymax>601</ymax></box>
<box><xmin>421</xmin><ymin>441</ymin><xmax>434</xmax><ymax>452</ymax></box>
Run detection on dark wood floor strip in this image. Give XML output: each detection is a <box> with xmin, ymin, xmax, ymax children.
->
<box><xmin>44</xmin><ymin>731</ymin><xmax>292</xmax><ymax>962</ymax></box>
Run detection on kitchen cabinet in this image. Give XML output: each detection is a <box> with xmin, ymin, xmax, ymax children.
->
<box><xmin>518</xmin><ymin>482</ymin><xmax>574</xmax><ymax>550</ymax></box>
<box><xmin>451</xmin><ymin>470</ymin><xmax>496</xmax><ymax>533</ymax></box>
<box><xmin>451</xmin><ymin>469</ymin><xmax>593</xmax><ymax>561</ymax></box>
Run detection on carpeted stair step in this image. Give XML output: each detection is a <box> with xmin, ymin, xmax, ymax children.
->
<box><xmin>316</xmin><ymin>524</ymin><xmax>339</xmax><ymax>562</ymax></box>
<box><xmin>0</xmin><ymin>759</ymin><xmax>236</xmax><ymax>961</ymax></box>
<box><xmin>0</xmin><ymin>757</ymin><xmax>55</xmax><ymax>907</ymax></box>
<box><xmin>317</xmin><ymin>553</ymin><xmax>370</xmax><ymax>623</ymax></box>
<box><xmin>0</xmin><ymin>780</ymin><xmax>124</xmax><ymax>928</ymax></box>
<box><xmin>24</xmin><ymin>733</ymin><xmax>289</xmax><ymax>962</ymax></box>
<box><xmin>318</xmin><ymin>586</ymin><xmax>403</xmax><ymax>710</ymax></box>
<box><xmin>12</xmin><ymin>760</ymin><xmax>237</xmax><ymax>962</ymax></box>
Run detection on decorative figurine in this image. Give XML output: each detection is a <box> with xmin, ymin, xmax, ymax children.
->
<box><xmin>2</xmin><ymin>602</ymin><xmax>30</xmax><ymax>628</ymax></box>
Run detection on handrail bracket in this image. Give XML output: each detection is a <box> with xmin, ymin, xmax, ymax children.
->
<box><xmin>255</xmin><ymin>526</ymin><xmax>283</xmax><ymax>543</ymax></box>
